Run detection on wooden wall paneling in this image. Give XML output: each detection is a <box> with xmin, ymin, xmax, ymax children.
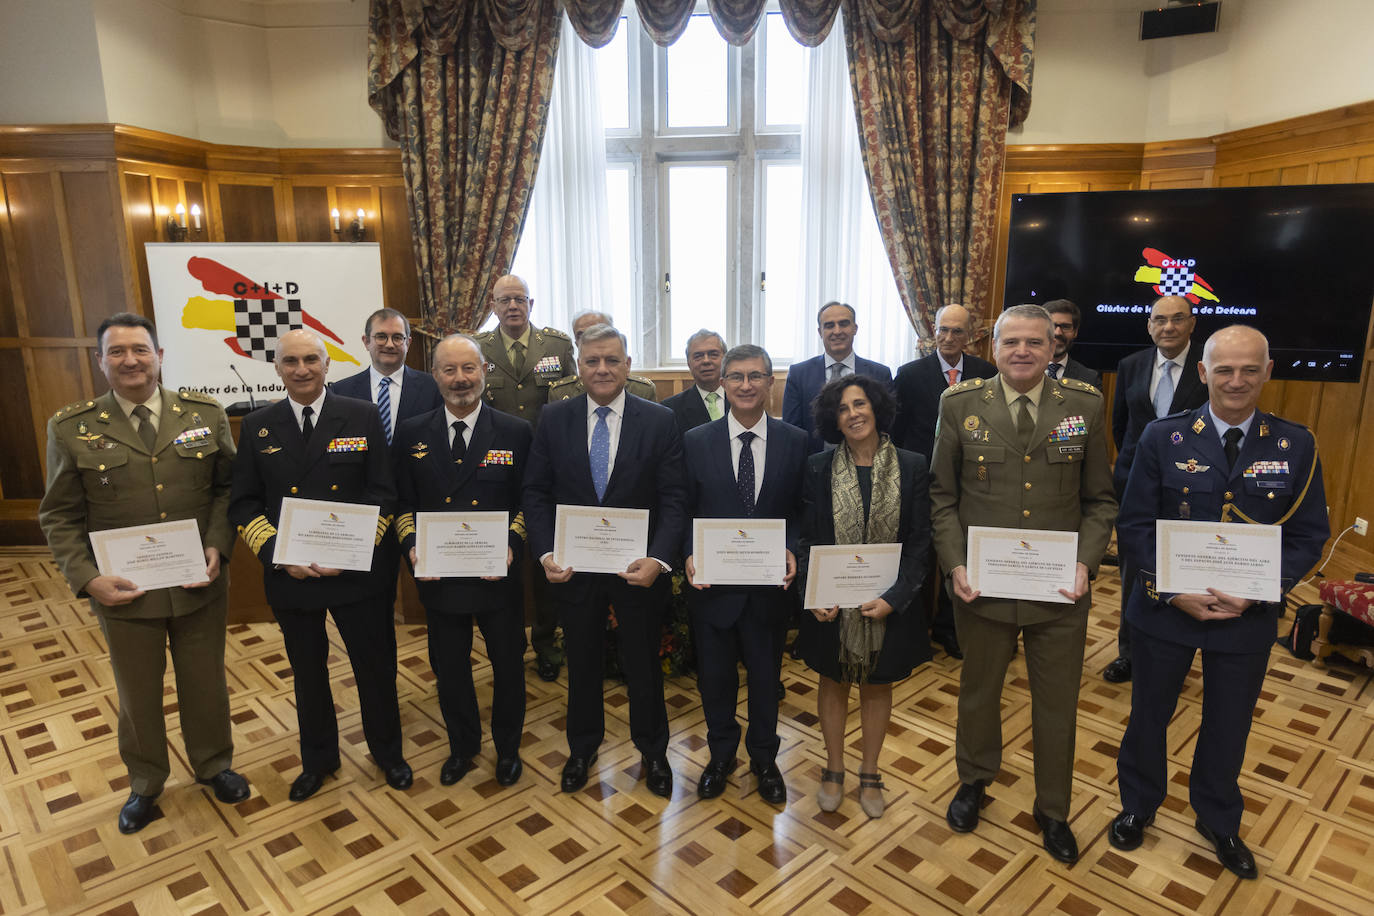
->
<box><xmin>153</xmin><ymin>176</ymin><xmax>182</xmax><ymax>242</ymax></box>
<box><xmin>334</xmin><ymin>185</ymin><xmax>377</xmax><ymax>244</ymax></box>
<box><xmin>212</xmin><ymin>178</ymin><xmax>279</xmax><ymax>243</ymax></box>
<box><xmin>1357</xmin><ymin>155</ymin><xmax>1374</xmax><ymax>181</ymax></box>
<box><xmin>291</xmin><ymin>185</ymin><xmax>331</xmax><ymax>242</ymax></box>
<box><xmin>0</xmin><ymin>174</ymin><xmax>21</xmax><ymax>339</ymax></box>
<box><xmin>62</xmin><ymin>168</ymin><xmax>133</xmax><ymax>335</ymax></box>
<box><xmin>0</xmin><ymin>349</ymin><xmax>44</xmax><ymax>499</ymax></box>
<box><xmin>3</xmin><ymin>170</ymin><xmax>75</xmax><ymax>338</ymax></box>
<box><xmin>22</xmin><ymin>347</ymin><xmax>91</xmax><ymax>494</ymax></box>
<box><xmin>1311</xmin><ymin>375</ymin><xmax>1368</xmax><ymax>529</ymax></box>
<box><xmin>121</xmin><ymin>170</ymin><xmax>158</xmax><ymax>314</ymax></box>
<box><xmin>184</xmin><ymin>180</ymin><xmax>206</xmax><ymax>236</ymax></box>
<box><xmin>379</xmin><ymin>184</ymin><xmax>419</xmax><ymax>321</ymax></box>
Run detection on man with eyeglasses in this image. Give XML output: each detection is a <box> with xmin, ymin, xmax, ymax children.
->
<box><xmin>783</xmin><ymin>301</ymin><xmax>892</xmax><ymax>454</ymax></box>
<box><xmin>1104</xmin><ymin>295</ymin><xmax>1208</xmax><ymax>684</ymax></box>
<box><xmin>891</xmin><ymin>304</ymin><xmax>996</xmax><ymax>659</ymax></box>
<box><xmin>662</xmin><ymin>329</ymin><xmax>728</xmax><ymax>435</ymax></box>
<box><xmin>1044</xmin><ymin>299</ymin><xmax>1102</xmax><ymax>390</ymax></box>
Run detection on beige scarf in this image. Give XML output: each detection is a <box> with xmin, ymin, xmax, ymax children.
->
<box><xmin>830</xmin><ymin>435</ymin><xmax>902</xmax><ymax>682</ymax></box>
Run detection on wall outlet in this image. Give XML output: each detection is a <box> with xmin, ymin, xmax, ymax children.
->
<box><xmin>1356</xmin><ymin>517</ymin><xmax>1369</xmax><ymax>537</ymax></box>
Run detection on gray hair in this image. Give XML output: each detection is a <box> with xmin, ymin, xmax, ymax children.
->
<box><xmin>572</xmin><ymin>309</ymin><xmax>614</xmax><ymax>327</ymax></box>
<box><xmin>577</xmin><ymin>322</ymin><xmax>627</xmax><ymax>352</ymax></box>
<box><xmin>993</xmin><ymin>304</ymin><xmax>1054</xmax><ymax>340</ymax></box>
<box><xmin>685</xmin><ymin>329</ymin><xmax>726</xmax><ymax>357</ymax></box>
<box><xmin>433</xmin><ymin>332</ymin><xmax>483</xmax><ymax>360</ymax></box>
<box><xmin>722</xmin><ymin>343</ymin><xmax>772</xmax><ymax>376</ymax></box>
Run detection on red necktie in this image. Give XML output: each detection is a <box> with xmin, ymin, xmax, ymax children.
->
<box><xmin>946</xmin><ymin>369</ymin><xmax>958</xmax><ymax>386</ymax></box>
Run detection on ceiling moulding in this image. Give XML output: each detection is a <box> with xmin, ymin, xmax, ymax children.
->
<box><xmin>176</xmin><ymin>0</ymin><xmax>368</xmax><ymax>30</ymax></box>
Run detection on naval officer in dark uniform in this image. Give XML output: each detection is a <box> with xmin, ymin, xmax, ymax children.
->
<box><xmin>1109</xmin><ymin>325</ymin><xmax>1328</xmax><ymax>879</ymax></box>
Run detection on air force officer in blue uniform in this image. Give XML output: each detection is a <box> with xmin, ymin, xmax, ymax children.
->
<box><xmin>1109</xmin><ymin>325</ymin><xmax>1328</xmax><ymax>879</ymax></box>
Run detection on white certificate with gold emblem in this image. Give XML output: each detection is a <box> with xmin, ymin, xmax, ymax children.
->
<box><xmin>693</xmin><ymin>519</ymin><xmax>786</xmax><ymax>585</ymax></box>
<box><xmin>804</xmin><ymin>544</ymin><xmax>902</xmax><ymax>609</ymax></box>
<box><xmin>274</xmin><ymin>497</ymin><xmax>380</xmax><ymax>572</ymax></box>
<box><xmin>415</xmin><ymin>511</ymin><xmax>509</xmax><ymax>578</ymax></box>
<box><xmin>89</xmin><ymin>518</ymin><xmax>208</xmax><ymax>591</ymax></box>
<box><xmin>1156</xmin><ymin>519</ymin><xmax>1281</xmax><ymax>602</ymax></box>
<box><xmin>967</xmin><ymin>526</ymin><xmax>1078</xmax><ymax>603</ymax></box>
<box><xmin>554</xmin><ymin>505</ymin><xmax>650</xmax><ymax>574</ymax></box>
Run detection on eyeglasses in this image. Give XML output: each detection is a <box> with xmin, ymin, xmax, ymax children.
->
<box><xmin>1148</xmin><ymin>314</ymin><xmax>1192</xmax><ymax>327</ymax></box>
<box><xmin>934</xmin><ymin>326</ymin><xmax>969</xmax><ymax>337</ymax></box>
<box><xmin>371</xmin><ymin>333</ymin><xmax>408</xmax><ymax>345</ymax></box>
<box><xmin>495</xmin><ymin>296</ymin><xmax>529</xmax><ymax>307</ymax></box>
<box><xmin>723</xmin><ymin>371</ymin><xmax>770</xmax><ymax>384</ymax></box>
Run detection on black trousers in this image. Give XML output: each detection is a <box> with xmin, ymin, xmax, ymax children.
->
<box><xmin>692</xmin><ymin>593</ymin><xmax>787</xmax><ymax>767</ymax></box>
<box><xmin>426</xmin><ymin>605</ymin><xmax>526</xmax><ymax>759</ymax></box>
<box><xmin>273</xmin><ymin>597</ymin><xmax>404</xmax><ymax>773</ymax></box>
<box><xmin>1117</xmin><ymin>624</ymin><xmax>1268</xmax><ymax>835</ymax></box>
<box><xmin>559</xmin><ymin>575</ymin><xmax>669</xmax><ymax>759</ymax></box>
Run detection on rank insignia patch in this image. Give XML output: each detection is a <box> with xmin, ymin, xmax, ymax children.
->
<box><xmin>480</xmin><ymin>449</ymin><xmax>514</xmax><ymax>467</ymax></box>
<box><xmin>327</xmin><ymin>436</ymin><xmax>368</xmax><ymax>453</ymax></box>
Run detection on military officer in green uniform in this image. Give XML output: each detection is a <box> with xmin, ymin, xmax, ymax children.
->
<box><xmin>475</xmin><ymin>274</ymin><xmax>576</xmax><ymax>428</ymax></box>
<box><xmin>548</xmin><ymin>310</ymin><xmax>659</xmax><ymax>404</ymax></box>
<box><xmin>931</xmin><ymin>304</ymin><xmax>1117</xmax><ymax>866</ymax></box>
<box><xmin>38</xmin><ymin>312</ymin><xmax>249</xmax><ymax>834</ymax></box>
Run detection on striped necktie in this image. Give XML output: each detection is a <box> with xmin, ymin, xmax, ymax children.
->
<box><xmin>378</xmin><ymin>376</ymin><xmax>393</xmax><ymax>444</ymax></box>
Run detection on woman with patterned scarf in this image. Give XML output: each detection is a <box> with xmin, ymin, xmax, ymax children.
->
<box><xmin>796</xmin><ymin>374</ymin><xmax>932</xmax><ymax>818</ymax></box>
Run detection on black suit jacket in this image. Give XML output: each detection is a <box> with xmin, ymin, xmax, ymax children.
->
<box><xmin>523</xmin><ymin>393</ymin><xmax>688</xmax><ymax>601</ymax></box>
<box><xmin>229</xmin><ymin>394</ymin><xmax>395</xmax><ymax>608</ymax></box>
<box><xmin>1111</xmin><ymin>340</ymin><xmax>1207</xmax><ymax>494</ymax></box>
<box><xmin>662</xmin><ymin>386</ymin><xmax>724</xmax><ymax>436</ymax></box>
<box><xmin>1054</xmin><ymin>356</ymin><xmax>1102</xmax><ymax>390</ymax></box>
<box><xmin>682</xmin><ymin>417</ymin><xmax>809</xmax><ymax>627</ymax></box>
<box><xmin>393</xmin><ymin>404</ymin><xmax>532</xmax><ymax>615</ymax></box>
<box><xmin>330</xmin><ymin>365</ymin><xmax>442</xmax><ymax>426</ymax></box>
<box><xmin>891</xmin><ymin>353</ymin><xmax>997</xmax><ymax>460</ymax></box>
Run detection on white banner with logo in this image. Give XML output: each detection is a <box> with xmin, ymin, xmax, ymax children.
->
<box><xmin>146</xmin><ymin>243</ymin><xmax>385</xmax><ymax>410</ymax></box>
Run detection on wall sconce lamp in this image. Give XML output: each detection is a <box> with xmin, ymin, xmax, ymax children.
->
<box><xmin>166</xmin><ymin>203</ymin><xmax>203</xmax><ymax>242</ymax></box>
<box><xmin>332</xmin><ymin>207</ymin><xmax>366</xmax><ymax>242</ymax></box>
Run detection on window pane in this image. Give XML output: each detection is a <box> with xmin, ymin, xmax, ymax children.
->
<box><xmin>597</xmin><ymin>19</ymin><xmax>630</xmax><ymax>131</ymax></box>
<box><xmin>761</xmin><ymin>162</ymin><xmax>802</xmax><ymax>361</ymax></box>
<box><xmin>666</xmin><ymin>15</ymin><xmax>728</xmax><ymax>128</ymax></box>
<box><xmin>763</xmin><ymin>13</ymin><xmax>806</xmax><ymax>127</ymax></box>
<box><xmin>667</xmin><ymin>165</ymin><xmax>728</xmax><ymax>358</ymax></box>
<box><xmin>605</xmin><ymin>164</ymin><xmax>637</xmax><ymax>358</ymax></box>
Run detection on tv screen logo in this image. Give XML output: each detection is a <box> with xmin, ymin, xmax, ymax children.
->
<box><xmin>1134</xmin><ymin>248</ymin><xmax>1220</xmax><ymax>305</ymax></box>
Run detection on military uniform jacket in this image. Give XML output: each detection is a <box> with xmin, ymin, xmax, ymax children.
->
<box><xmin>549</xmin><ymin>374</ymin><xmax>658</xmax><ymax>404</ymax></box>
<box><xmin>228</xmin><ymin>393</ymin><xmax>395</xmax><ymax>609</ymax></box>
<box><xmin>1117</xmin><ymin>404</ymin><xmax>1328</xmax><ymax>654</ymax></box>
<box><xmin>477</xmin><ymin>326</ymin><xmax>574</xmax><ymax>428</ymax></box>
<box><xmin>39</xmin><ymin>386</ymin><xmax>236</xmax><ymax>620</ymax></box>
<box><xmin>929</xmin><ymin>375</ymin><xmax>1118</xmax><ymax>626</ymax></box>
<box><xmin>393</xmin><ymin>404</ymin><xmax>533</xmax><ymax>615</ymax></box>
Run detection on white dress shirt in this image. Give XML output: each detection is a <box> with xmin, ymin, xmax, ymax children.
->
<box><xmin>727</xmin><ymin>412</ymin><xmax>768</xmax><ymax>501</ymax></box>
<box><xmin>369</xmin><ymin>365</ymin><xmax>405</xmax><ymax>407</ymax></box>
<box><xmin>1150</xmin><ymin>349</ymin><xmax>1191</xmax><ymax>403</ymax></box>
<box><xmin>936</xmin><ymin>352</ymin><xmax>965</xmax><ymax>383</ymax></box>
<box><xmin>825</xmin><ymin>353</ymin><xmax>857</xmax><ymax>379</ymax></box>
<box><xmin>287</xmin><ymin>391</ymin><xmax>327</xmax><ymax>431</ymax></box>
<box><xmin>446</xmin><ymin>401</ymin><xmax>480</xmax><ymax>451</ymax></box>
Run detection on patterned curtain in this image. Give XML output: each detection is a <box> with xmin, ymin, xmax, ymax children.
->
<box><xmin>844</xmin><ymin>0</ymin><xmax>1035</xmax><ymax>344</ymax></box>
<box><xmin>368</xmin><ymin>0</ymin><xmax>561</xmax><ymax>336</ymax></box>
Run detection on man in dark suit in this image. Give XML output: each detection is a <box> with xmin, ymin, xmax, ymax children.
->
<box><xmin>1109</xmin><ymin>325</ymin><xmax>1327</xmax><ymax>879</ymax></box>
<box><xmin>1104</xmin><ymin>295</ymin><xmax>1207</xmax><ymax>683</ymax></box>
<box><xmin>783</xmin><ymin>302</ymin><xmax>892</xmax><ymax>453</ymax></box>
<box><xmin>682</xmin><ymin>344</ymin><xmax>807</xmax><ymax>804</ymax></box>
<box><xmin>229</xmin><ymin>329</ymin><xmax>412</xmax><ymax>801</ymax></box>
<box><xmin>393</xmin><ymin>334</ymin><xmax>531</xmax><ymax>789</ymax></box>
<box><xmin>1044</xmin><ymin>299</ymin><xmax>1102</xmax><ymax>389</ymax></box>
<box><xmin>662</xmin><ymin>329</ymin><xmax>727</xmax><ymax>435</ymax></box>
<box><xmin>524</xmin><ymin>324</ymin><xmax>687</xmax><ymax>797</ymax></box>
<box><xmin>891</xmin><ymin>303</ymin><xmax>996</xmax><ymax>658</ymax></box>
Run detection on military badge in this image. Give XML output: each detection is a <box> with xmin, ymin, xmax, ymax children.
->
<box><xmin>98</xmin><ymin>410</ymin><xmax>110</xmax><ymax>422</ymax></box>
<box><xmin>174</xmin><ymin>426</ymin><xmax>212</xmax><ymax>447</ymax></box>
<box><xmin>1259</xmin><ymin>422</ymin><xmax>1270</xmax><ymax>438</ymax></box>
<box><xmin>1191</xmin><ymin>418</ymin><xmax>1206</xmax><ymax>434</ymax></box>
<box><xmin>170</xmin><ymin>403</ymin><xmax>182</xmax><ymax>414</ymax></box>
<box><xmin>1178</xmin><ymin>501</ymin><xmax>1190</xmax><ymax>519</ymax></box>
<box><xmin>533</xmin><ymin>355</ymin><xmax>563</xmax><ymax>378</ymax></box>
<box><xmin>260</xmin><ymin>445</ymin><xmax>282</xmax><ymax>455</ymax></box>
<box><xmin>1048</xmin><ymin>415</ymin><xmax>1087</xmax><ymax>442</ymax></box>
<box><xmin>1175</xmin><ymin>459</ymin><xmax>1210</xmax><ymax>474</ymax></box>
<box><xmin>1170</xmin><ymin>431</ymin><xmax>1183</xmax><ymax>445</ymax></box>
<box><xmin>963</xmin><ymin>416</ymin><xmax>980</xmax><ymax>432</ymax></box>
<box><xmin>190</xmin><ymin>412</ymin><xmax>202</xmax><ymax>425</ymax></box>
<box><xmin>1278</xmin><ymin>437</ymin><xmax>1290</xmax><ymax>451</ymax></box>
<box><xmin>99</xmin><ymin>476</ymin><xmax>110</xmax><ymax>487</ymax></box>
<box><xmin>327</xmin><ymin>436</ymin><xmax>368</xmax><ymax>453</ymax></box>
<box><xmin>480</xmin><ymin>449</ymin><xmax>514</xmax><ymax>467</ymax></box>
<box><xmin>1244</xmin><ymin>461</ymin><xmax>1289</xmax><ymax>478</ymax></box>
<box><xmin>977</xmin><ymin>465</ymin><xmax>988</xmax><ymax>481</ymax></box>
<box><xmin>258</xmin><ymin>428</ymin><xmax>269</xmax><ymax>438</ymax></box>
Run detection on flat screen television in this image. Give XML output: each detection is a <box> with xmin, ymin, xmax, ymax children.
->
<box><xmin>1002</xmin><ymin>184</ymin><xmax>1374</xmax><ymax>382</ymax></box>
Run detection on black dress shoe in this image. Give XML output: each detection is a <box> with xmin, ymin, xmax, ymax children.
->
<box><xmin>561</xmin><ymin>753</ymin><xmax>597</xmax><ymax>792</ymax></box>
<box><xmin>1196</xmin><ymin>819</ymin><xmax>1258</xmax><ymax>879</ymax></box>
<box><xmin>946</xmin><ymin>781</ymin><xmax>985</xmax><ymax>833</ymax></box>
<box><xmin>197</xmin><ymin>768</ymin><xmax>250</xmax><ymax>804</ymax></box>
<box><xmin>289</xmin><ymin>769</ymin><xmax>336</xmax><ymax>802</ymax></box>
<box><xmin>495</xmin><ymin>756</ymin><xmax>523</xmax><ymax>787</ymax></box>
<box><xmin>117</xmin><ymin>792</ymin><xmax>159</xmax><ymax>834</ymax></box>
<box><xmin>697</xmin><ymin>759</ymin><xmax>731</xmax><ymax>799</ymax></box>
<box><xmin>384</xmin><ymin>761</ymin><xmax>414</xmax><ymax>790</ymax></box>
<box><xmin>536</xmin><ymin>657</ymin><xmax>560</xmax><ymax>682</ymax></box>
<box><xmin>643</xmin><ymin>755</ymin><xmax>673</xmax><ymax>798</ymax></box>
<box><xmin>1033</xmin><ymin>809</ymin><xmax>1080</xmax><ymax>865</ymax></box>
<box><xmin>752</xmin><ymin>762</ymin><xmax>787</xmax><ymax>806</ymax></box>
<box><xmin>1102</xmin><ymin>656</ymin><xmax>1132</xmax><ymax>683</ymax></box>
<box><xmin>1108</xmin><ymin>811</ymin><xmax>1154</xmax><ymax>851</ymax></box>
<box><xmin>439</xmin><ymin>755</ymin><xmax>474</xmax><ymax>786</ymax></box>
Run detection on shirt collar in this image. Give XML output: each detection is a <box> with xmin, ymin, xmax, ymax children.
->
<box><xmin>1001</xmin><ymin>375</ymin><xmax>1046</xmax><ymax>408</ymax></box>
<box><xmin>500</xmin><ymin>326</ymin><xmax>532</xmax><ymax>350</ymax></box>
<box><xmin>1208</xmin><ymin>406</ymin><xmax>1256</xmax><ymax>442</ymax></box>
<box><xmin>1157</xmin><ymin>348</ymin><xmax>1189</xmax><ymax>370</ymax></box>
<box><xmin>936</xmin><ymin>352</ymin><xmax>964</xmax><ymax>375</ymax></box>
<box><xmin>696</xmin><ymin>384</ymin><xmax>723</xmax><ymax>401</ymax></box>
<box><xmin>727</xmin><ymin>411</ymin><xmax>768</xmax><ymax>441</ymax></box>
<box><xmin>112</xmin><ymin>387</ymin><xmax>162</xmax><ymax>420</ymax></box>
<box><xmin>587</xmin><ymin>388</ymin><xmax>627</xmax><ymax>419</ymax></box>
<box><xmin>445</xmin><ymin>400</ymin><xmax>481</xmax><ymax>429</ymax></box>
<box><xmin>289</xmin><ymin>390</ymin><xmax>327</xmax><ymax>423</ymax></box>
<box><xmin>825</xmin><ymin>352</ymin><xmax>856</xmax><ymax>373</ymax></box>
<box><xmin>369</xmin><ymin>365</ymin><xmax>405</xmax><ymax>389</ymax></box>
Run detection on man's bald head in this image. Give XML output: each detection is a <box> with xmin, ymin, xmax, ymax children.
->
<box><xmin>492</xmin><ymin>274</ymin><xmax>533</xmax><ymax>337</ymax></box>
<box><xmin>1200</xmin><ymin>325</ymin><xmax>1272</xmax><ymax>425</ymax></box>
<box><xmin>933</xmin><ymin>304</ymin><xmax>973</xmax><ymax>362</ymax></box>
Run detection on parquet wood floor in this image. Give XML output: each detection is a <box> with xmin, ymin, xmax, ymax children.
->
<box><xmin>2</xmin><ymin>546</ymin><xmax>1372</xmax><ymax>915</ymax></box>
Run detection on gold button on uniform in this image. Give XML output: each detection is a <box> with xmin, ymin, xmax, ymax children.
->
<box><xmin>98</xmin><ymin>464</ymin><xmax>106</xmax><ymax>472</ymax></box>
<box><xmin>445</xmin><ymin>497</ymin><xmax>452</xmax><ymax>504</ymax></box>
<box><xmin>155</xmin><ymin>483</ymin><xmax>163</xmax><ymax>491</ymax></box>
<box><xmin>1023</xmin><ymin>455</ymin><xmax>1031</xmax><ymax>463</ymax></box>
<box><xmin>516</xmin><ymin>384</ymin><xmax>523</xmax><ymax>390</ymax></box>
<box><xmin>471</xmin><ymin>500</ymin><xmax>479</xmax><ymax>506</ymax></box>
<box><xmin>1225</xmin><ymin>491</ymin><xmax>1234</xmax><ymax>500</ymax></box>
<box><xmin>1022</xmin><ymin>509</ymin><xmax>1031</xmax><ymax>517</ymax></box>
<box><xmin>290</xmin><ymin>486</ymin><xmax>298</xmax><ymax>494</ymax></box>
<box><xmin>330</xmin><ymin>484</ymin><xmax>338</xmax><ymax>491</ymax></box>
<box><xmin>196</xmin><ymin>451</ymin><xmax>203</xmax><ymax>459</ymax></box>
<box><xmin>1024</xmin><ymin>482</ymin><xmax>1032</xmax><ymax>490</ymax></box>
<box><xmin>1267</xmin><ymin>492</ymin><xmax>1275</xmax><ymax>500</ymax></box>
<box><xmin>978</xmin><ymin>455</ymin><xmax>985</xmax><ymax>462</ymax></box>
<box><xmin>1182</xmin><ymin>486</ymin><xmax>1190</xmax><ymax>494</ymax></box>
<box><xmin>518</xmin><ymin>405</ymin><xmax>525</xmax><ymax>411</ymax></box>
<box><xmin>151</xmin><ymin>456</ymin><xmax>158</xmax><ymax>464</ymax></box>
<box><xmin>159</xmin><ymin>512</ymin><xmax>167</xmax><ymax>519</ymax></box>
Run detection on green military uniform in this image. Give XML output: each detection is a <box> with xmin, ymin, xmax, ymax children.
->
<box><xmin>476</xmin><ymin>325</ymin><xmax>575</xmax><ymax>428</ymax></box>
<box><xmin>548</xmin><ymin>374</ymin><xmax>659</xmax><ymax>404</ymax></box>
<box><xmin>37</xmin><ymin>386</ymin><xmax>237</xmax><ymax>796</ymax></box>
<box><xmin>929</xmin><ymin>375</ymin><xmax>1117</xmax><ymax>819</ymax></box>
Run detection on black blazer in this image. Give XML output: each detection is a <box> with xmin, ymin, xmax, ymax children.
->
<box><xmin>229</xmin><ymin>393</ymin><xmax>395</xmax><ymax>608</ymax></box>
<box><xmin>1111</xmin><ymin>340</ymin><xmax>1207</xmax><ymax>494</ymax></box>
<box><xmin>523</xmin><ymin>393</ymin><xmax>688</xmax><ymax>599</ymax></box>
<box><xmin>796</xmin><ymin>446</ymin><xmax>930</xmax><ymax>614</ymax></box>
<box><xmin>330</xmin><ymin>365</ymin><xmax>442</xmax><ymax>425</ymax></box>
<box><xmin>392</xmin><ymin>404</ymin><xmax>532</xmax><ymax>615</ymax></box>
<box><xmin>682</xmin><ymin>417</ymin><xmax>809</xmax><ymax>626</ymax></box>
<box><xmin>662</xmin><ymin>386</ymin><xmax>723</xmax><ymax>436</ymax></box>
<box><xmin>891</xmin><ymin>353</ymin><xmax>997</xmax><ymax>460</ymax></box>
<box><xmin>1056</xmin><ymin>356</ymin><xmax>1102</xmax><ymax>390</ymax></box>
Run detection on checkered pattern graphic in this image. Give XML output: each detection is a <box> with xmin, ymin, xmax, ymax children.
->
<box><xmin>1158</xmin><ymin>264</ymin><xmax>1195</xmax><ymax>296</ymax></box>
<box><xmin>235</xmin><ymin>298</ymin><xmax>302</xmax><ymax>361</ymax></box>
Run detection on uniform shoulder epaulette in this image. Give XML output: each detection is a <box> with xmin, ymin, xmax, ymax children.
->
<box><xmin>549</xmin><ymin>376</ymin><xmax>580</xmax><ymax>390</ymax></box>
<box><xmin>946</xmin><ymin>377</ymin><xmax>984</xmax><ymax>394</ymax></box>
<box><xmin>52</xmin><ymin>399</ymin><xmax>98</xmax><ymax>421</ymax></box>
<box><xmin>1059</xmin><ymin>377</ymin><xmax>1102</xmax><ymax>397</ymax></box>
<box><xmin>473</xmin><ymin>329</ymin><xmax>496</xmax><ymax>341</ymax></box>
<box><xmin>177</xmin><ymin>388</ymin><xmax>220</xmax><ymax>405</ymax></box>
<box><xmin>628</xmin><ymin>373</ymin><xmax>654</xmax><ymax>385</ymax></box>
<box><xmin>539</xmin><ymin>326</ymin><xmax>571</xmax><ymax>341</ymax></box>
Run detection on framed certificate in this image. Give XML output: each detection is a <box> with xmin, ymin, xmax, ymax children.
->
<box><xmin>692</xmin><ymin>518</ymin><xmax>786</xmax><ymax>586</ymax></box>
<box><xmin>803</xmin><ymin>543</ymin><xmax>902</xmax><ymax>610</ymax></box>
<box><xmin>967</xmin><ymin>526</ymin><xmax>1078</xmax><ymax>603</ymax></box>
<box><xmin>89</xmin><ymin>518</ymin><xmax>208</xmax><ymax>591</ymax></box>
<box><xmin>1156</xmin><ymin>519</ymin><xmax>1281</xmax><ymax>602</ymax></box>
<box><xmin>415</xmin><ymin>511</ymin><xmax>509</xmax><ymax>578</ymax></box>
<box><xmin>553</xmin><ymin>505</ymin><xmax>650</xmax><ymax>574</ymax></box>
<box><xmin>273</xmin><ymin>497</ymin><xmax>380</xmax><ymax>572</ymax></box>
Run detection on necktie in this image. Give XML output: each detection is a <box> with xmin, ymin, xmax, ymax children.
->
<box><xmin>1015</xmin><ymin>395</ymin><xmax>1035</xmax><ymax>449</ymax></box>
<box><xmin>451</xmin><ymin>420</ymin><xmax>467</xmax><ymax>461</ymax></box>
<box><xmin>301</xmin><ymin>405</ymin><xmax>314</xmax><ymax>441</ymax></box>
<box><xmin>377</xmin><ymin>377</ymin><xmax>393</xmax><ymax>444</ymax></box>
<box><xmin>511</xmin><ymin>341</ymin><xmax>526</xmax><ymax>376</ymax></box>
<box><xmin>705</xmin><ymin>391</ymin><xmax>722</xmax><ymax>420</ymax></box>
<box><xmin>132</xmin><ymin>404</ymin><xmax>156</xmax><ymax>450</ymax></box>
<box><xmin>590</xmin><ymin>406</ymin><xmax>611</xmax><ymax>501</ymax></box>
<box><xmin>1223</xmin><ymin>427</ymin><xmax>1242</xmax><ymax>471</ymax></box>
<box><xmin>737</xmin><ymin>431</ymin><xmax>757</xmax><ymax>515</ymax></box>
<box><xmin>946</xmin><ymin>368</ymin><xmax>959</xmax><ymax>387</ymax></box>
<box><xmin>1154</xmin><ymin>361</ymin><xmax>1175</xmax><ymax>418</ymax></box>
<box><xmin>1048</xmin><ymin>362</ymin><xmax>1063</xmax><ymax>380</ymax></box>
<box><xmin>828</xmin><ymin>362</ymin><xmax>844</xmax><ymax>382</ymax></box>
